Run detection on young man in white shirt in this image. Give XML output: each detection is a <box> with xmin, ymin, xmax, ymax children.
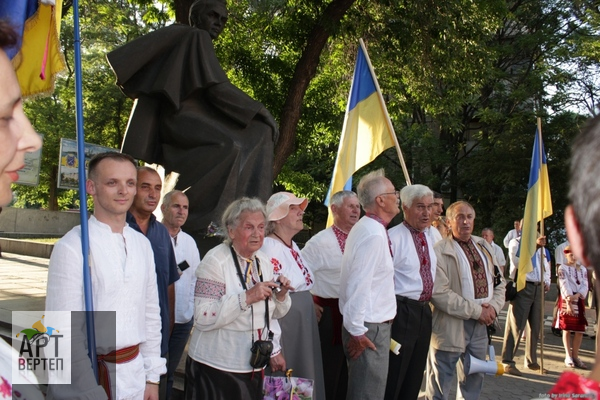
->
<box><xmin>46</xmin><ymin>152</ymin><xmax>165</xmax><ymax>399</ymax></box>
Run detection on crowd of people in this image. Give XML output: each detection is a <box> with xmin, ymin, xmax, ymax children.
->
<box><xmin>39</xmin><ymin>156</ymin><xmax>599</xmax><ymax>400</ymax></box>
<box><xmin>42</xmin><ymin>162</ymin><xmax>508</xmax><ymax>400</ymax></box>
<box><xmin>4</xmin><ymin>7</ymin><xmax>600</xmax><ymax>400</ymax></box>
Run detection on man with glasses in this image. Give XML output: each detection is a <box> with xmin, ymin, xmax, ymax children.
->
<box><xmin>385</xmin><ymin>185</ymin><xmax>436</xmax><ymax>400</ymax></box>
<box><xmin>339</xmin><ymin>169</ymin><xmax>399</xmax><ymax>400</ymax></box>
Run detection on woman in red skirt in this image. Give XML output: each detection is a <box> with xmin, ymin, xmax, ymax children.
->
<box><xmin>555</xmin><ymin>245</ymin><xmax>589</xmax><ymax>369</ymax></box>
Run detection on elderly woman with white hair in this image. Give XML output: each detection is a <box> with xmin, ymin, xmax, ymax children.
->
<box><xmin>185</xmin><ymin>197</ymin><xmax>292</xmax><ymax>400</ymax></box>
<box><xmin>261</xmin><ymin>192</ymin><xmax>326</xmax><ymax>399</ymax></box>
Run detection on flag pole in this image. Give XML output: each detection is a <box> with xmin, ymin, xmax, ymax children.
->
<box><xmin>73</xmin><ymin>0</ymin><xmax>98</xmax><ymax>379</ymax></box>
<box><xmin>537</xmin><ymin>117</ymin><xmax>545</xmax><ymax>374</ymax></box>
<box><xmin>358</xmin><ymin>38</ymin><xmax>411</xmax><ymax>185</ymax></box>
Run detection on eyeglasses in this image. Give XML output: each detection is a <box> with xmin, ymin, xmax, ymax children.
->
<box><xmin>378</xmin><ymin>190</ymin><xmax>400</xmax><ymax>199</ymax></box>
<box><xmin>563</xmin><ymin>249</ymin><xmax>572</xmax><ymax>255</ymax></box>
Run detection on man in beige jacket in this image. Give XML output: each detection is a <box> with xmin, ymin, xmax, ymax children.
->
<box><xmin>425</xmin><ymin>201</ymin><xmax>505</xmax><ymax>400</ymax></box>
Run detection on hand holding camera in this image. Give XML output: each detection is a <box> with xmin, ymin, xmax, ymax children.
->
<box><xmin>245</xmin><ymin>276</ymin><xmax>294</xmax><ymax>305</ymax></box>
<box><xmin>272</xmin><ymin>275</ymin><xmax>294</xmax><ymax>301</ymax></box>
<box><xmin>246</xmin><ymin>282</ymin><xmax>277</xmax><ymax>305</ymax></box>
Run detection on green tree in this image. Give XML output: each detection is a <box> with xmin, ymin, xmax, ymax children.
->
<box><xmin>16</xmin><ymin>0</ymin><xmax>164</xmax><ymax>210</ymax></box>
<box><xmin>16</xmin><ymin>0</ymin><xmax>600</xmax><ymax>239</ymax></box>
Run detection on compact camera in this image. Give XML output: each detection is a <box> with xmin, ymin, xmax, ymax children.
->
<box><xmin>272</xmin><ymin>280</ymin><xmax>282</xmax><ymax>294</ymax></box>
<box><xmin>249</xmin><ymin>339</ymin><xmax>273</xmax><ymax>368</ymax></box>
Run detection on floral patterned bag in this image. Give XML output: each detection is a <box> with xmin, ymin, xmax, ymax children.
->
<box><xmin>263</xmin><ymin>369</ymin><xmax>314</xmax><ymax>400</ymax></box>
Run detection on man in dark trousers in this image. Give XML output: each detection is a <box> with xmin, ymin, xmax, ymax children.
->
<box><xmin>128</xmin><ymin>166</ymin><xmax>179</xmax><ymax>400</ymax></box>
<box><xmin>385</xmin><ymin>184</ymin><xmax>437</xmax><ymax>400</ymax></box>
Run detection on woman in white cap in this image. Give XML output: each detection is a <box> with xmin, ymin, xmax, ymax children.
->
<box><xmin>261</xmin><ymin>191</ymin><xmax>325</xmax><ymax>399</ymax></box>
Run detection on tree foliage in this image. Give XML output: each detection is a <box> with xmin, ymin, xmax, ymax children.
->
<box><xmin>15</xmin><ymin>0</ymin><xmax>600</xmax><ymax>245</ymax></box>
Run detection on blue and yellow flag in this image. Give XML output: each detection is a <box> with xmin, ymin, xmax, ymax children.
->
<box><xmin>517</xmin><ymin>128</ymin><xmax>553</xmax><ymax>291</ymax></box>
<box><xmin>1</xmin><ymin>0</ymin><xmax>66</xmax><ymax>98</ymax></box>
<box><xmin>325</xmin><ymin>42</ymin><xmax>395</xmax><ymax>225</ymax></box>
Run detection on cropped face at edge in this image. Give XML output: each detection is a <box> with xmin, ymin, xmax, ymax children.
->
<box><xmin>0</xmin><ymin>49</ymin><xmax>42</xmax><ymax>206</ymax></box>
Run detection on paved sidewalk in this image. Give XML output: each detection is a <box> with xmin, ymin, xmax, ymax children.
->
<box><xmin>0</xmin><ymin>252</ymin><xmax>597</xmax><ymax>399</ymax></box>
<box><xmin>0</xmin><ymin>253</ymin><xmax>47</xmax><ymax>327</ymax></box>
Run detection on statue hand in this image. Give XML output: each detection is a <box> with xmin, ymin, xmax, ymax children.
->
<box><xmin>257</xmin><ymin>107</ymin><xmax>279</xmax><ymax>144</ymax></box>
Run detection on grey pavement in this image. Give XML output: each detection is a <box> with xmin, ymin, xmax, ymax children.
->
<box><xmin>0</xmin><ymin>252</ymin><xmax>597</xmax><ymax>399</ymax></box>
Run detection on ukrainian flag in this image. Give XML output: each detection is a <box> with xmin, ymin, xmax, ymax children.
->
<box><xmin>325</xmin><ymin>41</ymin><xmax>396</xmax><ymax>225</ymax></box>
<box><xmin>1</xmin><ymin>0</ymin><xmax>66</xmax><ymax>98</ymax></box>
<box><xmin>517</xmin><ymin>128</ymin><xmax>553</xmax><ymax>291</ymax></box>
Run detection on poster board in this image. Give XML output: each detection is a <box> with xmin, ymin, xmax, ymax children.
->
<box><xmin>15</xmin><ymin>134</ymin><xmax>44</xmax><ymax>186</ymax></box>
<box><xmin>57</xmin><ymin>138</ymin><xmax>117</xmax><ymax>189</ymax></box>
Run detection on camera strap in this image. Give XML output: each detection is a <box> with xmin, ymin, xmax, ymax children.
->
<box><xmin>230</xmin><ymin>246</ymin><xmax>271</xmax><ymax>343</ymax></box>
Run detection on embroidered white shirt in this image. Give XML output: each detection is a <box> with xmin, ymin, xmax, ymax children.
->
<box><xmin>388</xmin><ymin>223</ymin><xmax>437</xmax><ymax>300</ymax></box>
<box><xmin>302</xmin><ymin>227</ymin><xmax>343</xmax><ymax>299</ymax></box>
<box><xmin>46</xmin><ymin>216</ymin><xmax>165</xmax><ymax>399</ymax></box>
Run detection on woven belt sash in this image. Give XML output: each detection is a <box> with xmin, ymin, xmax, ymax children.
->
<box><xmin>97</xmin><ymin>344</ymin><xmax>140</xmax><ymax>400</ymax></box>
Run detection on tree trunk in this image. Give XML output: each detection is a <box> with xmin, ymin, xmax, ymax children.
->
<box><xmin>273</xmin><ymin>0</ymin><xmax>356</xmax><ymax>177</ymax></box>
<box><xmin>173</xmin><ymin>0</ymin><xmax>356</xmax><ymax>176</ymax></box>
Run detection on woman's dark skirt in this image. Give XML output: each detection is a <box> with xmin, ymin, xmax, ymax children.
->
<box><xmin>184</xmin><ymin>356</ymin><xmax>263</xmax><ymax>400</ymax></box>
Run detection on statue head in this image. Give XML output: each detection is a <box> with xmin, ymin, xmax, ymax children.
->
<box><xmin>189</xmin><ymin>0</ymin><xmax>228</xmax><ymax>40</ymax></box>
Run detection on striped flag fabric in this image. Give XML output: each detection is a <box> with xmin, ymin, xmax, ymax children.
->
<box><xmin>325</xmin><ymin>41</ymin><xmax>396</xmax><ymax>225</ymax></box>
<box><xmin>517</xmin><ymin>128</ymin><xmax>553</xmax><ymax>291</ymax></box>
<box><xmin>1</xmin><ymin>0</ymin><xmax>66</xmax><ymax>98</ymax></box>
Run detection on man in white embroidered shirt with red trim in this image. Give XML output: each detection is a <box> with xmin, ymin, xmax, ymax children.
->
<box><xmin>339</xmin><ymin>169</ymin><xmax>399</xmax><ymax>400</ymax></box>
<box><xmin>46</xmin><ymin>152</ymin><xmax>165</xmax><ymax>399</ymax></box>
<box><xmin>385</xmin><ymin>184</ymin><xmax>437</xmax><ymax>400</ymax></box>
<box><xmin>302</xmin><ymin>190</ymin><xmax>360</xmax><ymax>400</ymax></box>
